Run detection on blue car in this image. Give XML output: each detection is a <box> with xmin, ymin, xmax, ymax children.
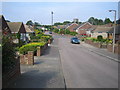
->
<box><xmin>71</xmin><ymin>37</ymin><xmax>80</xmax><ymax>44</ymax></box>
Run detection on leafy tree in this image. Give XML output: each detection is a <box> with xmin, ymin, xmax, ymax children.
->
<box><xmin>34</xmin><ymin>22</ymin><xmax>40</xmax><ymax>26</ymax></box>
<box><xmin>104</xmin><ymin>18</ymin><xmax>112</xmax><ymax>24</ymax></box>
<box><xmin>54</xmin><ymin>22</ymin><xmax>63</xmax><ymax>26</ymax></box>
<box><xmin>88</xmin><ymin>17</ymin><xmax>95</xmax><ymax>25</ymax></box>
<box><xmin>98</xmin><ymin>19</ymin><xmax>104</xmax><ymax>25</ymax></box>
<box><xmin>26</xmin><ymin>20</ymin><xmax>34</xmax><ymax>26</ymax></box>
<box><xmin>63</xmin><ymin>21</ymin><xmax>71</xmax><ymax>25</ymax></box>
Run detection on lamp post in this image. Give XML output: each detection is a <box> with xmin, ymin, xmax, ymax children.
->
<box><xmin>51</xmin><ymin>11</ymin><xmax>53</xmax><ymax>26</ymax></box>
<box><xmin>109</xmin><ymin>10</ymin><xmax>116</xmax><ymax>53</ymax></box>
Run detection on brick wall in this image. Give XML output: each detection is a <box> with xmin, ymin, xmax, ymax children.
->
<box><xmin>20</xmin><ymin>51</ymin><xmax>34</xmax><ymax>65</ymax></box>
<box><xmin>2</xmin><ymin>57</ymin><xmax>21</xmax><ymax>88</ymax></box>
<box><xmin>107</xmin><ymin>44</ymin><xmax>120</xmax><ymax>54</ymax></box>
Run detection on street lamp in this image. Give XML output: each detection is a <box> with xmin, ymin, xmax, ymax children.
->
<box><xmin>109</xmin><ymin>10</ymin><xmax>116</xmax><ymax>53</ymax></box>
<box><xmin>51</xmin><ymin>11</ymin><xmax>53</xmax><ymax>26</ymax></box>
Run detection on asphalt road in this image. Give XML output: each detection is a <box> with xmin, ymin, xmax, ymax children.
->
<box><xmin>57</xmin><ymin>35</ymin><xmax>118</xmax><ymax>88</ymax></box>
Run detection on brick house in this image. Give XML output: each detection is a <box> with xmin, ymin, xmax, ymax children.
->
<box><xmin>76</xmin><ymin>22</ymin><xmax>92</xmax><ymax>36</ymax></box>
<box><xmin>7</xmin><ymin>22</ymin><xmax>26</xmax><ymax>41</ymax></box>
<box><xmin>91</xmin><ymin>26</ymin><xmax>113</xmax><ymax>39</ymax></box>
<box><xmin>0</xmin><ymin>15</ymin><xmax>11</xmax><ymax>35</ymax></box>
<box><xmin>66</xmin><ymin>23</ymin><xmax>79</xmax><ymax>32</ymax></box>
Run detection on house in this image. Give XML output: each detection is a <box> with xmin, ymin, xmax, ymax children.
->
<box><xmin>24</xmin><ymin>24</ymin><xmax>34</xmax><ymax>41</ymax></box>
<box><xmin>0</xmin><ymin>15</ymin><xmax>11</xmax><ymax>35</ymax></box>
<box><xmin>66</xmin><ymin>23</ymin><xmax>79</xmax><ymax>32</ymax></box>
<box><xmin>57</xmin><ymin>25</ymin><xmax>66</xmax><ymax>30</ymax></box>
<box><xmin>108</xmin><ymin>25</ymin><xmax>120</xmax><ymax>42</ymax></box>
<box><xmin>76</xmin><ymin>22</ymin><xmax>92</xmax><ymax>36</ymax></box>
<box><xmin>91</xmin><ymin>26</ymin><xmax>113</xmax><ymax>39</ymax></box>
<box><xmin>7</xmin><ymin>22</ymin><xmax>26</xmax><ymax>41</ymax></box>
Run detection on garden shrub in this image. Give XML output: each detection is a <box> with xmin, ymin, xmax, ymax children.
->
<box><xmin>2</xmin><ymin>35</ymin><xmax>17</xmax><ymax>72</ymax></box>
<box><xmin>70</xmin><ymin>32</ymin><xmax>78</xmax><ymax>36</ymax></box>
<box><xmin>97</xmin><ymin>35</ymin><xmax>103</xmax><ymax>41</ymax></box>
<box><xmin>19</xmin><ymin>42</ymin><xmax>46</xmax><ymax>55</ymax></box>
<box><xmin>65</xmin><ymin>29</ymin><xmax>70</xmax><ymax>34</ymax></box>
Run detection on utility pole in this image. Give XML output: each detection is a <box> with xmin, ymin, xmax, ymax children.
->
<box><xmin>109</xmin><ymin>10</ymin><xmax>116</xmax><ymax>53</ymax></box>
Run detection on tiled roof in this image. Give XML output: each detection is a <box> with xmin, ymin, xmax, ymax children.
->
<box><xmin>24</xmin><ymin>24</ymin><xmax>34</xmax><ymax>33</ymax></box>
<box><xmin>93</xmin><ymin>26</ymin><xmax>113</xmax><ymax>33</ymax></box>
<box><xmin>7</xmin><ymin>22</ymin><xmax>22</xmax><ymax>33</ymax></box>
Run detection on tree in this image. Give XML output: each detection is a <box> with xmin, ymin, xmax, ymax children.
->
<box><xmin>104</xmin><ymin>18</ymin><xmax>112</xmax><ymax>24</ymax></box>
<box><xmin>26</xmin><ymin>20</ymin><xmax>34</xmax><ymax>26</ymax></box>
<box><xmin>63</xmin><ymin>21</ymin><xmax>71</xmax><ymax>25</ymax></box>
<box><xmin>98</xmin><ymin>19</ymin><xmax>104</xmax><ymax>25</ymax></box>
<box><xmin>54</xmin><ymin>22</ymin><xmax>63</xmax><ymax>26</ymax></box>
<box><xmin>34</xmin><ymin>22</ymin><xmax>40</xmax><ymax>26</ymax></box>
<box><xmin>88</xmin><ymin>17</ymin><xmax>95</xmax><ymax>25</ymax></box>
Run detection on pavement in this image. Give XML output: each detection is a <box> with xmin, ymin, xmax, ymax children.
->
<box><xmin>80</xmin><ymin>41</ymin><xmax>120</xmax><ymax>62</ymax></box>
<box><xmin>8</xmin><ymin>38</ymin><xmax>66</xmax><ymax>88</ymax></box>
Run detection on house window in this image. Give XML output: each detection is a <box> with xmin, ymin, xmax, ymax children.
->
<box><xmin>98</xmin><ymin>32</ymin><xmax>102</xmax><ymax>33</ymax></box>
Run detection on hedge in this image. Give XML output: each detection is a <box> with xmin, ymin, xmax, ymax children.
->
<box><xmin>19</xmin><ymin>42</ymin><xmax>46</xmax><ymax>55</ymax></box>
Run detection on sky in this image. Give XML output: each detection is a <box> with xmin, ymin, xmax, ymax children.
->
<box><xmin>1</xmin><ymin>2</ymin><xmax>119</xmax><ymax>25</ymax></box>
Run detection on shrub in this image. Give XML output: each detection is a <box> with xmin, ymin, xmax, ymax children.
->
<box><xmin>70</xmin><ymin>32</ymin><xmax>78</xmax><ymax>36</ymax></box>
<box><xmin>81</xmin><ymin>38</ymin><xmax>84</xmax><ymax>41</ymax></box>
<box><xmin>19</xmin><ymin>42</ymin><xmax>46</xmax><ymax>54</ymax></box>
<box><xmin>97</xmin><ymin>35</ymin><xmax>103</xmax><ymax>41</ymax></box>
<box><xmin>2</xmin><ymin>35</ymin><xmax>17</xmax><ymax>72</ymax></box>
<box><xmin>85</xmin><ymin>37</ymin><xmax>94</xmax><ymax>40</ymax></box>
<box><xmin>65</xmin><ymin>29</ymin><xmax>70</xmax><ymax>34</ymax></box>
<box><xmin>53</xmin><ymin>28</ymin><xmax>59</xmax><ymax>33</ymax></box>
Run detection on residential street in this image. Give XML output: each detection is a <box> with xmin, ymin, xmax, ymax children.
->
<box><xmin>57</xmin><ymin>35</ymin><xmax>118</xmax><ymax>88</ymax></box>
<box><xmin>8</xmin><ymin>34</ymin><xmax>118</xmax><ymax>88</ymax></box>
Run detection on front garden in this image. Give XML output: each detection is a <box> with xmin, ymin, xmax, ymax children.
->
<box><xmin>82</xmin><ymin>35</ymin><xmax>120</xmax><ymax>54</ymax></box>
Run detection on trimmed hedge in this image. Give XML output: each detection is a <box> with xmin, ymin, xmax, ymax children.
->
<box><xmin>19</xmin><ymin>42</ymin><xmax>46</xmax><ymax>55</ymax></box>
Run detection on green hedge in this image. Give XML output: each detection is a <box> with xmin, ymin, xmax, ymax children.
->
<box><xmin>19</xmin><ymin>42</ymin><xmax>46</xmax><ymax>55</ymax></box>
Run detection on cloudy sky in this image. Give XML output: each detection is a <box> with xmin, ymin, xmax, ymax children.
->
<box><xmin>1</xmin><ymin>2</ymin><xmax>119</xmax><ymax>25</ymax></box>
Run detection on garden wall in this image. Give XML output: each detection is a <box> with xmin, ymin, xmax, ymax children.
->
<box><xmin>85</xmin><ymin>40</ymin><xmax>120</xmax><ymax>54</ymax></box>
<box><xmin>20</xmin><ymin>43</ymin><xmax>48</xmax><ymax>65</ymax></box>
<box><xmin>107</xmin><ymin>44</ymin><xmax>120</xmax><ymax>54</ymax></box>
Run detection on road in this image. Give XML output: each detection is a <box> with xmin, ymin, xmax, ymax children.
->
<box><xmin>55</xmin><ymin>35</ymin><xmax>118</xmax><ymax>88</ymax></box>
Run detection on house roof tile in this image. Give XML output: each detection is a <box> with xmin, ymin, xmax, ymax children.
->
<box><xmin>7</xmin><ymin>22</ymin><xmax>23</xmax><ymax>33</ymax></box>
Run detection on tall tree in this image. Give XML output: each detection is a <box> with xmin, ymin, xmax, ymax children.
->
<box><xmin>26</xmin><ymin>20</ymin><xmax>34</xmax><ymax>26</ymax></box>
<box><xmin>98</xmin><ymin>19</ymin><xmax>104</xmax><ymax>25</ymax></box>
<box><xmin>63</xmin><ymin>21</ymin><xmax>71</xmax><ymax>25</ymax></box>
<box><xmin>34</xmin><ymin>22</ymin><xmax>40</xmax><ymax>26</ymax></box>
<box><xmin>88</xmin><ymin>17</ymin><xmax>96</xmax><ymax>25</ymax></box>
<box><xmin>104</xmin><ymin>18</ymin><xmax>112</xmax><ymax>24</ymax></box>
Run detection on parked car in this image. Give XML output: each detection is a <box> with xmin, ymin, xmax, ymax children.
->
<box><xmin>49</xmin><ymin>31</ymin><xmax>52</xmax><ymax>34</ymax></box>
<box><xmin>71</xmin><ymin>37</ymin><xmax>80</xmax><ymax>44</ymax></box>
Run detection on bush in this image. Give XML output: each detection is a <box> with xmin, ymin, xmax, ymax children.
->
<box><xmin>2</xmin><ymin>35</ymin><xmax>17</xmax><ymax>72</ymax></box>
<box><xmin>53</xmin><ymin>28</ymin><xmax>59</xmax><ymax>33</ymax></box>
<box><xmin>19</xmin><ymin>42</ymin><xmax>46</xmax><ymax>54</ymax></box>
<box><xmin>97</xmin><ymin>35</ymin><xmax>103</xmax><ymax>41</ymax></box>
<box><xmin>85</xmin><ymin>37</ymin><xmax>94</xmax><ymax>40</ymax></box>
<box><xmin>70</xmin><ymin>32</ymin><xmax>78</xmax><ymax>36</ymax></box>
